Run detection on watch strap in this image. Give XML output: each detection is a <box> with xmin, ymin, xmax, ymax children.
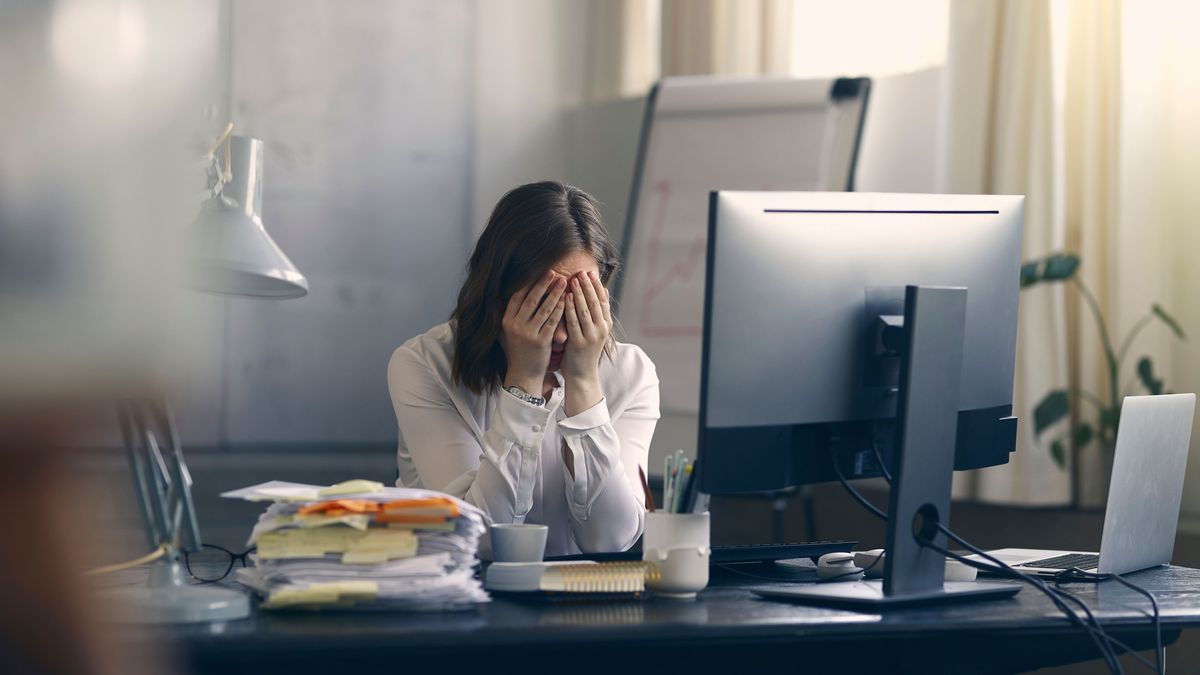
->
<box><xmin>504</xmin><ymin>385</ymin><xmax>546</xmax><ymax>407</ymax></box>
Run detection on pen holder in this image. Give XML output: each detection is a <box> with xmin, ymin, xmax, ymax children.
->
<box><xmin>642</xmin><ymin>512</ymin><xmax>710</xmax><ymax>599</ymax></box>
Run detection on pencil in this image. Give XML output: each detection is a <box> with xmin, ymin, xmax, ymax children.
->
<box><xmin>639</xmin><ymin>465</ymin><xmax>655</xmax><ymax>512</ymax></box>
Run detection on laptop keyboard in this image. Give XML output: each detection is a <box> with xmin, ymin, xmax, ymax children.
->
<box><xmin>1015</xmin><ymin>552</ymin><xmax>1100</xmax><ymax>571</ymax></box>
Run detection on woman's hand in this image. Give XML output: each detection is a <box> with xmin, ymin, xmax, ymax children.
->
<box><xmin>501</xmin><ymin>273</ymin><xmax>566</xmax><ymax>397</ymax></box>
<box><xmin>562</xmin><ymin>271</ymin><xmax>611</xmax><ymax>416</ymax></box>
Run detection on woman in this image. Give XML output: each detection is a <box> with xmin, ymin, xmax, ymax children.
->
<box><xmin>388</xmin><ymin>181</ymin><xmax>660</xmax><ymax>556</ymax></box>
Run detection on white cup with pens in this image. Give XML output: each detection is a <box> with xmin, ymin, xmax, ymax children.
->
<box><xmin>639</xmin><ymin>450</ymin><xmax>709</xmax><ymax>598</ymax></box>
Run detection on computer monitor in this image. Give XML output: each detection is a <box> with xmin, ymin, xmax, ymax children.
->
<box><xmin>696</xmin><ymin>191</ymin><xmax>1026</xmax><ymax>607</ymax></box>
<box><xmin>697</xmin><ymin>191</ymin><xmax>1024</xmax><ymax>495</ymax></box>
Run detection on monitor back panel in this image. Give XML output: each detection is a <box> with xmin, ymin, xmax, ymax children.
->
<box><xmin>703</xmin><ymin>191</ymin><xmax>1024</xmax><ymax>430</ymax></box>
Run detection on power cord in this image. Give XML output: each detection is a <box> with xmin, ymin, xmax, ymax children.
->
<box><xmin>863</xmin><ymin>436</ymin><xmax>1160</xmax><ymax>673</ymax></box>
<box><xmin>922</xmin><ymin>522</ymin><xmax>1143</xmax><ymax>675</ymax></box>
<box><xmin>834</xmin><ymin>462</ymin><xmax>1125</xmax><ymax>672</ymax></box>
<box><xmin>834</xmin><ymin>444</ymin><xmax>1163</xmax><ymax>675</ymax></box>
<box><xmin>1056</xmin><ymin>567</ymin><xmax>1164</xmax><ymax>675</ymax></box>
<box><xmin>84</xmin><ymin>544</ymin><xmax>171</xmax><ymax>576</ymax></box>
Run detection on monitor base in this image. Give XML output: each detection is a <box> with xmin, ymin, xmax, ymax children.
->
<box><xmin>753</xmin><ymin>580</ymin><xmax>1020</xmax><ymax>609</ymax></box>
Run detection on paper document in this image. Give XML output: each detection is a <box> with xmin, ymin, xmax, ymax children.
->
<box><xmin>225</xmin><ymin>480</ymin><xmax>489</xmax><ymax>611</ymax></box>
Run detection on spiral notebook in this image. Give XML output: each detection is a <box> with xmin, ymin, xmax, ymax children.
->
<box><xmin>484</xmin><ymin>561</ymin><xmax>659</xmax><ymax>597</ymax></box>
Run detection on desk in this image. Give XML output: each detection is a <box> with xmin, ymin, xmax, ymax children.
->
<box><xmin>115</xmin><ymin>565</ymin><xmax>1200</xmax><ymax>675</ymax></box>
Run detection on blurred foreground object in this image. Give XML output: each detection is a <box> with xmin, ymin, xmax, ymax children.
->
<box><xmin>1</xmin><ymin>0</ymin><xmax>224</xmax><ymax>670</ymax></box>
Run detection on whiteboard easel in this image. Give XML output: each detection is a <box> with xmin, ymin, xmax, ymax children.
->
<box><xmin>614</xmin><ymin>76</ymin><xmax>871</xmax><ymax>432</ymax></box>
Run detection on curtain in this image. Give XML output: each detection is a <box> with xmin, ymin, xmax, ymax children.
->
<box><xmin>943</xmin><ymin>0</ymin><xmax>1072</xmax><ymax>505</ymax></box>
<box><xmin>1063</xmin><ymin>0</ymin><xmax>1122</xmax><ymax>507</ymax></box>
<box><xmin>945</xmin><ymin>0</ymin><xmax>1197</xmax><ymax>508</ymax></box>
<box><xmin>581</xmin><ymin>0</ymin><xmax>795</xmax><ymax>102</ymax></box>
<box><xmin>1119</xmin><ymin>0</ymin><xmax>1200</xmax><ymax>519</ymax></box>
<box><xmin>660</xmin><ymin>0</ymin><xmax>793</xmax><ymax>77</ymax></box>
<box><xmin>583</xmin><ymin>0</ymin><xmax>660</xmax><ymax>101</ymax></box>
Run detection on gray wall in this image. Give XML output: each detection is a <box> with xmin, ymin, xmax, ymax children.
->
<box><xmin>178</xmin><ymin>0</ymin><xmax>474</xmax><ymax>447</ymax></box>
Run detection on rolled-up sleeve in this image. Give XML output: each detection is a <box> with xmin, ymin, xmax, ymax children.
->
<box><xmin>557</xmin><ymin>366</ymin><xmax>660</xmax><ymax>553</ymax></box>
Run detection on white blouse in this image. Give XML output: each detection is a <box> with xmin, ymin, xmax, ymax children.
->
<box><xmin>387</xmin><ymin>322</ymin><xmax>660</xmax><ymax>557</ymax></box>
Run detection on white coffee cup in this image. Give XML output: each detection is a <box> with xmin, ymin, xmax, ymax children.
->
<box><xmin>642</xmin><ymin>512</ymin><xmax>710</xmax><ymax>598</ymax></box>
<box><xmin>490</xmin><ymin>523</ymin><xmax>549</xmax><ymax>562</ymax></box>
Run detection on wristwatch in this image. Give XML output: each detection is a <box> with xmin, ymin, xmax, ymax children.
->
<box><xmin>504</xmin><ymin>385</ymin><xmax>546</xmax><ymax>407</ymax></box>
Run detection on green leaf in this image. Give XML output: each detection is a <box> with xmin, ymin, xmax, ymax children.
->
<box><xmin>1100</xmin><ymin>408</ymin><xmax>1120</xmax><ymax>435</ymax></box>
<box><xmin>1041</xmin><ymin>253</ymin><xmax>1080</xmax><ymax>281</ymax></box>
<box><xmin>1073</xmin><ymin>422</ymin><xmax>1095</xmax><ymax>449</ymax></box>
<box><xmin>1152</xmin><ymin>304</ymin><xmax>1186</xmax><ymax>340</ymax></box>
<box><xmin>1020</xmin><ymin>261</ymin><xmax>1040</xmax><ymax>288</ymax></box>
<box><xmin>1050</xmin><ymin>439</ymin><xmax>1067</xmax><ymax>469</ymax></box>
<box><xmin>1137</xmin><ymin>357</ymin><xmax>1165</xmax><ymax>395</ymax></box>
<box><xmin>1034</xmin><ymin>390</ymin><xmax>1070</xmax><ymax>436</ymax></box>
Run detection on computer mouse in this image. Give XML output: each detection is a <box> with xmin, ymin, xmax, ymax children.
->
<box><xmin>816</xmin><ymin>552</ymin><xmax>864</xmax><ymax>581</ymax></box>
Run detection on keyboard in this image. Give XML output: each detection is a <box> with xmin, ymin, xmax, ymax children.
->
<box><xmin>710</xmin><ymin>540</ymin><xmax>856</xmax><ymax>564</ymax></box>
<box><xmin>1015</xmin><ymin>552</ymin><xmax>1100</xmax><ymax>571</ymax></box>
<box><xmin>543</xmin><ymin>540</ymin><xmax>856</xmax><ymax>564</ymax></box>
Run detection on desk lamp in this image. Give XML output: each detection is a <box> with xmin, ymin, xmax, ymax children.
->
<box><xmin>104</xmin><ymin>124</ymin><xmax>306</xmax><ymax>622</ymax></box>
<box><xmin>185</xmin><ymin>125</ymin><xmax>308</xmax><ymax>298</ymax></box>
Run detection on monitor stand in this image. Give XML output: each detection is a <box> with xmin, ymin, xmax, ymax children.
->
<box><xmin>755</xmin><ymin>286</ymin><xmax>1020</xmax><ymax>608</ymax></box>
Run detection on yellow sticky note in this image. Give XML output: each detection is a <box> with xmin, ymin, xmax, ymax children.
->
<box><xmin>295</xmin><ymin>514</ymin><xmax>373</xmax><ymax>531</ymax></box>
<box><xmin>318</xmin><ymin>479</ymin><xmax>384</xmax><ymax>497</ymax></box>
<box><xmin>256</xmin><ymin>526</ymin><xmax>417</xmax><ymax>560</ymax></box>
<box><xmin>342</xmin><ymin>550</ymin><xmax>390</xmax><ymax>565</ymax></box>
<box><xmin>264</xmin><ymin>581</ymin><xmax>380</xmax><ymax>608</ymax></box>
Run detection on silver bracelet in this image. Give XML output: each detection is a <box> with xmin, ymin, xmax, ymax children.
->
<box><xmin>503</xmin><ymin>385</ymin><xmax>545</xmax><ymax>407</ymax></box>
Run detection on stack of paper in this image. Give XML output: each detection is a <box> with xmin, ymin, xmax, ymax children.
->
<box><xmin>223</xmin><ymin>480</ymin><xmax>489</xmax><ymax>611</ymax></box>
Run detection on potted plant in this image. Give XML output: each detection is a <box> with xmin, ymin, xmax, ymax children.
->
<box><xmin>1022</xmin><ymin>252</ymin><xmax>1186</xmax><ymax>503</ymax></box>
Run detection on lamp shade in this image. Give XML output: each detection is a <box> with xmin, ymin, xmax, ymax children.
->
<box><xmin>185</xmin><ymin>136</ymin><xmax>308</xmax><ymax>299</ymax></box>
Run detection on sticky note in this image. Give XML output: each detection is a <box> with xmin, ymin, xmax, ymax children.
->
<box><xmin>318</xmin><ymin>480</ymin><xmax>385</xmax><ymax>497</ymax></box>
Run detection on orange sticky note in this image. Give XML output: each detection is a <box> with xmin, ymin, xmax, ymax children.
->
<box><xmin>297</xmin><ymin>499</ymin><xmax>381</xmax><ymax>516</ymax></box>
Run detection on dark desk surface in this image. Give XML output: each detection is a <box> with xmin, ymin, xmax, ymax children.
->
<box><xmin>113</xmin><ymin>564</ymin><xmax>1200</xmax><ymax>675</ymax></box>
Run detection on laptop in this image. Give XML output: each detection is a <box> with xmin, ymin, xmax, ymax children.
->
<box><xmin>982</xmin><ymin>393</ymin><xmax>1195</xmax><ymax>577</ymax></box>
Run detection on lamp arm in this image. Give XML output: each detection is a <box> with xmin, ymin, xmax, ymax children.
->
<box><xmin>205</xmin><ymin>122</ymin><xmax>235</xmax><ymax>159</ymax></box>
<box><xmin>117</xmin><ymin>401</ymin><xmax>162</xmax><ymax>549</ymax></box>
<box><xmin>150</xmin><ymin>400</ymin><xmax>203</xmax><ymax>552</ymax></box>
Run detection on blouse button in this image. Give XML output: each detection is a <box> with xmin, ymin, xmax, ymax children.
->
<box><xmin>532</xmin><ymin>424</ymin><xmax>542</xmax><ymax>432</ymax></box>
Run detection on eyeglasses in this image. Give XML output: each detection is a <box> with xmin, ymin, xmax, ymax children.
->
<box><xmin>182</xmin><ymin>544</ymin><xmax>255</xmax><ymax>583</ymax></box>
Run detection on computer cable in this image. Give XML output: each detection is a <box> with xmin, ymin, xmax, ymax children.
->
<box><xmin>831</xmin><ymin>454</ymin><xmax>887</xmax><ymax>520</ymax></box>
<box><xmin>84</xmin><ymin>543</ymin><xmax>171</xmax><ymax>576</ymax></box>
<box><xmin>1055</xmin><ymin>567</ymin><xmax>1164</xmax><ymax>675</ymax></box>
<box><xmin>869</xmin><ymin>431</ymin><xmax>892</xmax><ymax>483</ymax></box>
<box><xmin>832</xmin><ymin>448</ymin><xmax>1148</xmax><ymax>675</ymax></box>
<box><xmin>833</xmin><ymin>464</ymin><xmax>1126</xmax><ymax>673</ymax></box>
<box><xmin>850</xmin><ymin>442</ymin><xmax>1163</xmax><ymax>674</ymax></box>
<box><xmin>921</xmin><ymin>523</ymin><xmax>1135</xmax><ymax>674</ymax></box>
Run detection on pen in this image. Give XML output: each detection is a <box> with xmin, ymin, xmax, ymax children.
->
<box><xmin>671</xmin><ymin>450</ymin><xmax>684</xmax><ymax>513</ymax></box>
<box><xmin>667</xmin><ymin>451</ymin><xmax>676</xmax><ymax>509</ymax></box>
<box><xmin>674</xmin><ymin>463</ymin><xmax>692</xmax><ymax>514</ymax></box>
<box><xmin>682</xmin><ymin>459</ymin><xmax>700</xmax><ymax>513</ymax></box>
<box><xmin>639</xmin><ymin>465</ymin><xmax>655</xmax><ymax>512</ymax></box>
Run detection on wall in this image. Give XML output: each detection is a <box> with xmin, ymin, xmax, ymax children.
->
<box><xmin>167</xmin><ymin>0</ymin><xmax>644</xmax><ymax>453</ymax></box>
<box><xmin>175</xmin><ymin>0</ymin><xmax>475</xmax><ymax>449</ymax></box>
<box><xmin>471</xmin><ymin>0</ymin><xmax>589</xmax><ymax>233</ymax></box>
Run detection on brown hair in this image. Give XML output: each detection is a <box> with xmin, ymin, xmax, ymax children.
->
<box><xmin>451</xmin><ymin>181</ymin><xmax>620</xmax><ymax>393</ymax></box>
